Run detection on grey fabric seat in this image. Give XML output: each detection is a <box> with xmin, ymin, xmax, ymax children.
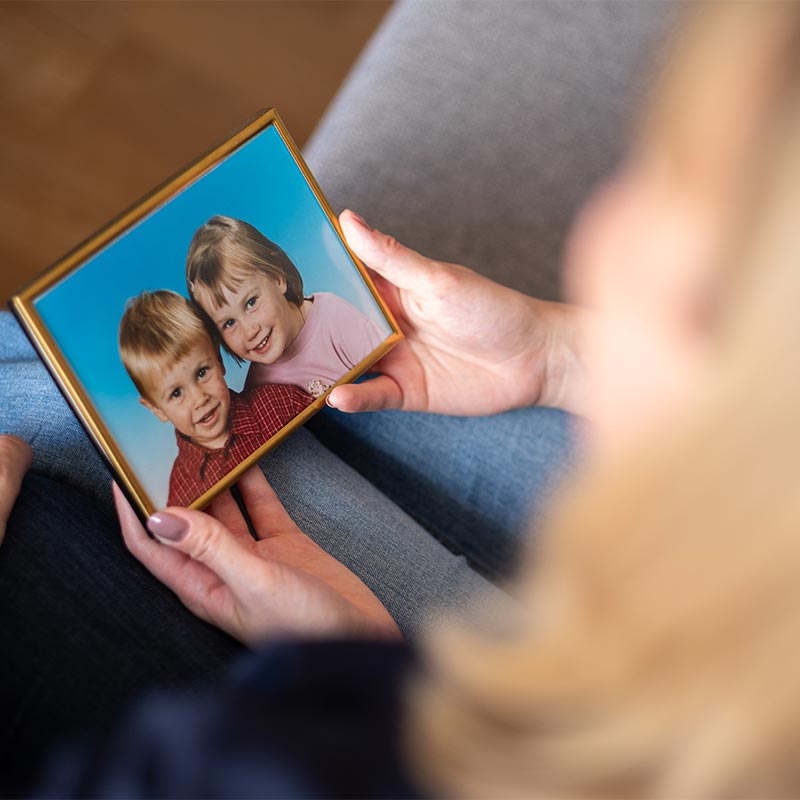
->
<box><xmin>305</xmin><ymin>0</ymin><xmax>674</xmax><ymax>300</ymax></box>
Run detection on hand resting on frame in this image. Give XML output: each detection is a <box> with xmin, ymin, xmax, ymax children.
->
<box><xmin>328</xmin><ymin>210</ymin><xmax>590</xmax><ymax>418</ymax></box>
<box><xmin>114</xmin><ymin>465</ymin><xmax>401</xmax><ymax>646</ymax></box>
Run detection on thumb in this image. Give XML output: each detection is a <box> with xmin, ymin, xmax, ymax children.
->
<box><xmin>327</xmin><ymin>374</ymin><xmax>404</xmax><ymax>413</ymax></box>
<box><xmin>0</xmin><ymin>435</ymin><xmax>33</xmax><ymax>545</ymax></box>
<box><xmin>339</xmin><ymin>209</ymin><xmax>440</xmax><ymax>292</ymax></box>
<box><xmin>147</xmin><ymin>507</ymin><xmax>267</xmax><ymax>588</ymax></box>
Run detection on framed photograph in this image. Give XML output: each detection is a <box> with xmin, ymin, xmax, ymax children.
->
<box><xmin>10</xmin><ymin>109</ymin><xmax>401</xmax><ymax>518</ymax></box>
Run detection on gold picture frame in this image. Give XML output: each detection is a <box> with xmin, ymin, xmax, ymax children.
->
<box><xmin>9</xmin><ymin>108</ymin><xmax>402</xmax><ymax>519</ymax></box>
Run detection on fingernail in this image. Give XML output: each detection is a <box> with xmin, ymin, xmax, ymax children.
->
<box><xmin>349</xmin><ymin>212</ymin><xmax>373</xmax><ymax>231</ymax></box>
<box><xmin>147</xmin><ymin>511</ymin><xmax>188</xmax><ymax>542</ymax></box>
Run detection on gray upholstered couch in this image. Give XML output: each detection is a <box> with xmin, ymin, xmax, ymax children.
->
<box><xmin>305</xmin><ymin>0</ymin><xmax>674</xmax><ymax>301</ymax></box>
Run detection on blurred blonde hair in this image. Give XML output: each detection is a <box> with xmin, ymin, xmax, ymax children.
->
<box><xmin>119</xmin><ymin>289</ymin><xmax>217</xmax><ymax>402</ymax></box>
<box><xmin>410</xmin><ymin>6</ymin><xmax>800</xmax><ymax>798</ymax></box>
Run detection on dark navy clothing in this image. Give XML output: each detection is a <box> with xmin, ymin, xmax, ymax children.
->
<box><xmin>0</xmin><ymin>473</ymin><xmax>421</xmax><ymax>799</ymax></box>
<box><xmin>0</xmin><ymin>474</ymin><xmax>242</xmax><ymax>797</ymax></box>
<box><xmin>38</xmin><ymin>641</ymin><xmax>421</xmax><ymax>799</ymax></box>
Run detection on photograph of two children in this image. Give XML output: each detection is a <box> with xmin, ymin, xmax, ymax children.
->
<box><xmin>12</xmin><ymin>111</ymin><xmax>399</xmax><ymax>516</ymax></box>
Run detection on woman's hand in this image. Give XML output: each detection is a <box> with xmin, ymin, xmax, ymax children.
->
<box><xmin>114</xmin><ymin>466</ymin><xmax>400</xmax><ymax>646</ymax></box>
<box><xmin>0</xmin><ymin>435</ymin><xmax>33</xmax><ymax>548</ymax></box>
<box><xmin>328</xmin><ymin>210</ymin><xmax>590</xmax><ymax>417</ymax></box>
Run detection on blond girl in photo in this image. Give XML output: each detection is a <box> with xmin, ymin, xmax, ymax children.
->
<box><xmin>186</xmin><ymin>216</ymin><xmax>386</xmax><ymax>399</ymax></box>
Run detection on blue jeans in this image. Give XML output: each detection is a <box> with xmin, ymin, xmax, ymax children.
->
<box><xmin>0</xmin><ymin>311</ymin><xmax>573</xmax><ymax>630</ymax></box>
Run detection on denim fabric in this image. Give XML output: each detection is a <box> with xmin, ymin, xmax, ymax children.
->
<box><xmin>0</xmin><ymin>315</ymin><xmax>112</xmax><ymax>509</ymax></box>
<box><xmin>0</xmin><ymin>311</ymin><xmax>573</xmax><ymax>634</ymax></box>
<box><xmin>308</xmin><ymin>404</ymin><xmax>573</xmax><ymax>579</ymax></box>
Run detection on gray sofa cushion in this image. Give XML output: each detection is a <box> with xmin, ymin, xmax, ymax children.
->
<box><xmin>305</xmin><ymin>0</ymin><xmax>675</xmax><ymax>300</ymax></box>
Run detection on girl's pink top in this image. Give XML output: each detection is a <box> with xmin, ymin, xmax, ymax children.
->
<box><xmin>243</xmin><ymin>292</ymin><xmax>387</xmax><ymax>398</ymax></box>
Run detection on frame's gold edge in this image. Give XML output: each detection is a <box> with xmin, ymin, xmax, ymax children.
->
<box><xmin>186</xmin><ymin>330</ymin><xmax>402</xmax><ymax>511</ymax></box>
<box><xmin>13</xmin><ymin>109</ymin><xmax>280</xmax><ymax>306</ymax></box>
<box><xmin>187</xmin><ymin>397</ymin><xmax>322</xmax><ymax>510</ymax></box>
<box><xmin>10</xmin><ymin>106</ymin><xmax>403</xmax><ymax>516</ymax></box>
<box><xmin>185</xmin><ymin>112</ymin><xmax>404</xmax><ymax>510</ymax></box>
<box><xmin>9</xmin><ymin>109</ymin><xmax>282</xmax><ymax>517</ymax></box>
<box><xmin>269</xmin><ymin>112</ymin><xmax>403</xmax><ymax>342</ymax></box>
<box><xmin>10</xmin><ymin>296</ymin><xmax>156</xmax><ymax>518</ymax></box>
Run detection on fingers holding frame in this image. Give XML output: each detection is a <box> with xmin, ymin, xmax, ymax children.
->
<box><xmin>339</xmin><ymin>209</ymin><xmax>439</xmax><ymax>291</ymax></box>
<box><xmin>149</xmin><ymin>506</ymin><xmax>271</xmax><ymax>594</ymax></box>
<box><xmin>114</xmin><ymin>482</ymin><xmax>237</xmax><ymax>625</ymax></box>
<box><xmin>208</xmin><ymin>487</ymin><xmax>256</xmax><ymax>545</ymax></box>
<box><xmin>0</xmin><ymin>435</ymin><xmax>33</xmax><ymax>545</ymax></box>
<box><xmin>114</xmin><ymin>470</ymin><xmax>288</xmax><ymax>624</ymax></box>
<box><xmin>234</xmin><ymin>465</ymin><xmax>298</xmax><ymax>540</ymax></box>
<box><xmin>327</xmin><ymin>374</ymin><xmax>405</xmax><ymax>413</ymax></box>
<box><xmin>113</xmin><ymin>482</ymin><xmax>194</xmax><ymax>587</ymax></box>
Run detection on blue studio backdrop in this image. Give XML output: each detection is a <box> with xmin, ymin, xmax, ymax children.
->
<box><xmin>35</xmin><ymin>125</ymin><xmax>391</xmax><ymax>507</ymax></box>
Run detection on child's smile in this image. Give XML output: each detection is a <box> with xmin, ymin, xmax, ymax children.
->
<box><xmin>197</xmin><ymin>273</ymin><xmax>306</xmax><ymax>366</ymax></box>
<box><xmin>142</xmin><ymin>339</ymin><xmax>231</xmax><ymax>450</ymax></box>
<box><xmin>250</xmin><ymin>328</ymin><xmax>274</xmax><ymax>358</ymax></box>
<box><xmin>195</xmin><ymin>403</ymin><xmax>221</xmax><ymax>429</ymax></box>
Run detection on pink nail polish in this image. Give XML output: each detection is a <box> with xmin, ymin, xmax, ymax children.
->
<box><xmin>148</xmin><ymin>511</ymin><xmax>188</xmax><ymax>542</ymax></box>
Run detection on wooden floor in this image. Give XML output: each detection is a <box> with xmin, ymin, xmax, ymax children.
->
<box><xmin>0</xmin><ymin>1</ymin><xmax>390</xmax><ymax>304</ymax></box>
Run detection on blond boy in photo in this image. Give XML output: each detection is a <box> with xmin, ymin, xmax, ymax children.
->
<box><xmin>119</xmin><ymin>290</ymin><xmax>312</xmax><ymax>506</ymax></box>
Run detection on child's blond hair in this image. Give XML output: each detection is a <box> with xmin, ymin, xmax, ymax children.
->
<box><xmin>185</xmin><ymin>216</ymin><xmax>305</xmax><ymax>362</ymax></box>
<box><xmin>119</xmin><ymin>289</ymin><xmax>218</xmax><ymax>401</ymax></box>
<box><xmin>186</xmin><ymin>215</ymin><xmax>304</xmax><ymax>307</ymax></box>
